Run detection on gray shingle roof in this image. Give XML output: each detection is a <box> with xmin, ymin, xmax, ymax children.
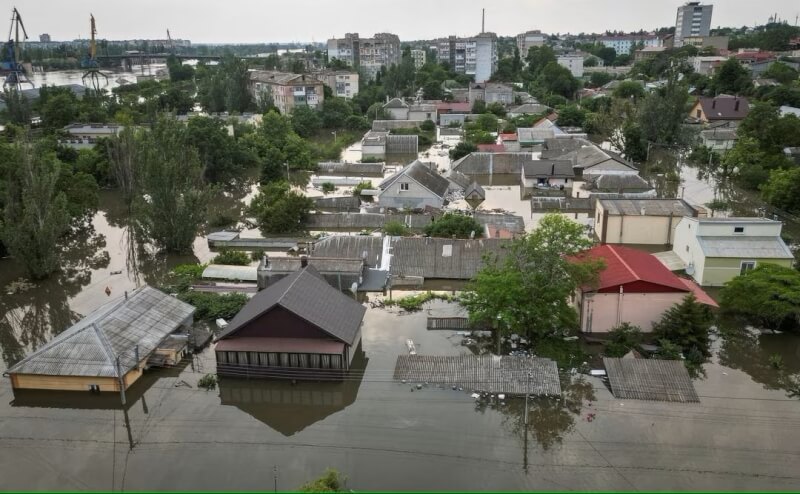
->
<box><xmin>583</xmin><ymin>174</ymin><xmax>652</xmax><ymax>191</ymax></box>
<box><xmin>217</xmin><ymin>266</ymin><xmax>365</xmax><ymax>345</ymax></box>
<box><xmin>696</xmin><ymin>236</ymin><xmax>794</xmax><ymax>259</ymax></box>
<box><xmin>390</xmin><ymin>237</ymin><xmax>509</xmax><ymax>279</ymax></box>
<box><xmin>312</xmin><ymin>236</ymin><xmax>384</xmax><ymax>267</ymax></box>
<box><xmin>6</xmin><ymin>286</ymin><xmax>194</xmax><ymax>378</ymax></box>
<box><xmin>603</xmin><ymin>357</ymin><xmax>699</xmax><ymax>403</ymax></box>
<box><xmin>452</xmin><ymin>152</ymin><xmax>536</xmax><ymax>174</ymax></box>
<box><xmin>384</xmin><ymin>97</ymin><xmax>409</xmax><ymax>109</ymax></box>
<box><xmin>522</xmin><ymin>160</ymin><xmax>574</xmax><ymax>178</ymax></box>
<box><xmin>380</xmin><ymin>160</ymin><xmax>450</xmax><ymax>198</ymax></box>
<box><xmin>508</xmin><ymin>103</ymin><xmax>550</xmax><ymax>115</ymax></box>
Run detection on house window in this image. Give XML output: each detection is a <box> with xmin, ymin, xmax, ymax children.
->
<box><xmin>88</xmin><ymin>384</ymin><xmax>100</xmax><ymax>392</ymax></box>
<box><xmin>400</xmin><ymin>182</ymin><xmax>409</xmax><ymax>191</ymax></box>
<box><xmin>685</xmin><ymin>245</ymin><xmax>689</xmax><ymax>252</ymax></box>
<box><xmin>733</xmin><ymin>226</ymin><xmax>744</xmax><ymax>234</ymax></box>
<box><xmin>740</xmin><ymin>261</ymin><xmax>756</xmax><ymax>275</ymax></box>
<box><xmin>696</xmin><ymin>109</ymin><xmax>701</xmax><ymax>118</ymax></box>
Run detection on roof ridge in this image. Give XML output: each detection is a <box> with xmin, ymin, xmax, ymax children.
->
<box><xmin>607</xmin><ymin>245</ymin><xmax>639</xmax><ymax>282</ymax></box>
<box><xmin>92</xmin><ymin>322</ymin><xmax>120</xmax><ymax>376</ymax></box>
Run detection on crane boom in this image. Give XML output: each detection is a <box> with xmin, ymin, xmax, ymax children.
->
<box><xmin>90</xmin><ymin>14</ymin><xmax>97</xmax><ymax>60</ymax></box>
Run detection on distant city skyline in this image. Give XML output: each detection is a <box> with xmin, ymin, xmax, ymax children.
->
<box><xmin>20</xmin><ymin>0</ymin><xmax>800</xmax><ymax>44</ymax></box>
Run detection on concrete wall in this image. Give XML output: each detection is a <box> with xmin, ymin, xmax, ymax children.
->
<box><xmin>378</xmin><ymin>177</ymin><xmax>443</xmax><ymax>210</ymax></box>
<box><xmin>386</xmin><ymin>107</ymin><xmax>409</xmax><ymax>120</ymax></box>
<box><xmin>596</xmin><ymin>203</ymin><xmax>679</xmax><ymax>245</ymax></box>
<box><xmin>409</xmin><ymin>110</ymin><xmax>436</xmax><ymax>121</ymax></box>
<box><xmin>579</xmin><ymin>290</ymin><xmax>688</xmax><ymax>333</ymax></box>
<box><xmin>362</xmin><ymin>143</ymin><xmax>385</xmax><ymax>158</ymax></box>
<box><xmin>520</xmin><ymin>172</ymin><xmax>572</xmax><ymax>188</ymax></box>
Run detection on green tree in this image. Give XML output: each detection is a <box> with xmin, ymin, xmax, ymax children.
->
<box><xmin>472</xmin><ymin>99</ymin><xmax>487</xmax><ymax>114</ymax></box>
<box><xmin>133</xmin><ymin>117</ymin><xmax>210</xmax><ymax>252</ymax></box>
<box><xmin>761</xmin><ymin>167</ymin><xmax>800</xmax><ymax>213</ymax></box>
<box><xmin>461</xmin><ymin>214</ymin><xmax>603</xmax><ymax>341</ymax></box>
<box><xmin>249</xmin><ymin>181</ymin><xmax>313</xmax><ymax>234</ymax></box>
<box><xmin>473</xmin><ymin>113</ymin><xmax>499</xmax><ymax>132</ymax></box>
<box><xmin>2</xmin><ymin>88</ymin><xmax>32</xmax><ymax>125</ymax></box>
<box><xmin>449</xmin><ymin>141</ymin><xmax>478</xmax><ymax>161</ymax></box>
<box><xmin>763</xmin><ymin>62</ymin><xmax>799</xmax><ymax>84</ymax></box>
<box><xmin>622</xmin><ymin>123</ymin><xmax>647</xmax><ymax>161</ymax></box>
<box><xmin>166</xmin><ymin>55</ymin><xmax>195</xmax><ymax>82</ymax></box>
<box><xmin>605</xmin><ymin>322</ymin><xmax>643</xmax><ymax>357</ymax></box>
<box><xmin>555</xmin><ymin>105</ymin><xmax>586</xmax><ymax>127</ymax></box>
<box><xmin>0</xmin><ymin>140</ymin><xmax>71</xmax><ymax>279</ymax></box>
<box><xmin>588</xmin><ymin>72</ymin><xmax>613</xmax><ymax>88</ymax></box>
<box><xmin>290</xmin><ymin>105</ymin><xmax>322</xmax><ymax>137</ymax></box>
<box><xmin>537</xmin><ymin>62</ymin><xmax>579</xmax><ymax>99</ymax></box>
<box><xmin>525</xmin><ymin>45</ymin><xmax>557</xmax><ymax>77</ymax></box>
<box><xmin>213</xmin><ymin>249</ymin><xmax>251</xmax><ymax>266</ymax></box>
<box><xmin>486</xmin><ymin>102</ymin><xmax>506</xmax><ymax>117</ymax></box>
<box><xmin>720</xmin><ymin>264</ymin><xmax>800</xmax><ymax>331</ymax></box>
<box><xmin>653</xmin><ymin>293</ymin><xmax>714</xmax><ymax>359</ymax></box>
<box><xmin>298</xmin><ymin>468</ymin><xmax>346</xmax><ymax>493</ymax></box>
<box><xmin>384</xmin><ymin>220</ymin><xmax>409</xmax><ymax>236</ymax></box>
<box><xmin>712</xmin><ymin>58</ymin><xmax>752</xmax><ymax>95</ymax></box>
<box><xmin>424</xmin><ymin>213</ymin><xmax>483</xmax><ymax>239</ymax></box>
<box><xmin>186</xmin><ymin>117</ymin><xmax>243</xmax><ymax>183</ymax></box>
<box><xmin>613</xmin><ymin>81</ymin><xmax>645</xmax><ymax>100</ymax></box>
<box><xmin>636</xmin><ymin>75</ymin><xmax>690</xmax><ymax>145</ymax></box>
<box><xmin>41</xmin><ymin>93</ymin><xmax>77</xmax><ymax>130</ymax></box>
<box><xmin>320</xmin><ymin>97</ymin><xmax>353</xmax><ymax>128</ymax></box>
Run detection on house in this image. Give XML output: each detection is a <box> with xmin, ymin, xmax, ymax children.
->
<box><xmin>700</xmin><ymin>127</ymin><xmax>738</xmax><ymax>151</ymax></box>
<box><xmin>474</xmin><ymin>212</ymin><xmax>525</xmax><ymax>239</ymax></box>
<box><xmin>361</xmin><ymin>130</ymin><xmax>419</xmax><ymax>158</ymax></box>
<box><xmin>4</xmin><ymin>286</ymin><xmax>195</xmax><ymax>392</ymax></box>
<box><xmin>690</xmin><ymin>56</ymin><xmax>727</xmax><ymax>76</ymax></box>
<box><xmin>507</xmin><ymin>103</ymin><xmax>550</xmax><ymax>118</ymax></box>
<box><xmin>633</xmin><ymin>46</ymin><xmax>667</xmax><ymax>62</ymax></box>
<box><xmin>214</xmin><ymin>266</ymin><xmax>366</xmax><ymax>377</ymax></box>
<box><xmin>468</xmin><ymin>82</ymin><xmax>513</xmax><ymax>104</ymax></box>
<box><xmin>580</xmin><ymin>174</ymin><xmax>655</xmax><ymax>198</ymax></box>
<box><xmin>574</xmin><ymin>244</ymin><xmax>716</xmax><ymax>333</ymax></box>
<box><xmin>517</xmin><ymin>121</ymin><xmax>567</xmax><ymax>146</ymax></box>
<box><xmin>689</xmin><ymin>95</ymin><xmax>750</xmax><ymax>123</ymax></box>
<box><xmin>384</xmin><ymin>98</ymin><xmax>410</xmax><ymax>120</ymax></box>
<box><xmin>597</xmin><ymin>34</ymin><xmax>661</xmax><ymax>55</ymax></box>
<box><xmin>520</xmin><ymin>160</ymin><xmax>574</xmax><ymax>189</ymax></box>
<box><xmin>257</xmin><ymin>255</ymin><xmax>365</xmax><ymax>291</ymax></box>
<box><xmin>594</xmin><ymin>198</ymin><xmax>702</xmax><ymax>245</ymax></box>
<box><xmin>477</xmin><ymin>143</ymin><xmax>506</xmax><ymax>153</ymax></box>
<box><xmin>563</xmin><ymin>146</ymin><xmax>638</xmax><ymax>177</ymax></box>
<box><xmin>672</xmin><ymin>217</ymin><xmax>795</xmax><ymax>286</ymax></box>
<box><xmin>389</xmin><ymin>237</ymin><xmax>508</xmax><ymax>282</ymax></box>
<box><xmin>499</xmin><ymin>132</ymin><xmax>520</xmax><ymax>151</ymax></box>
<box><xmin>60</xmin><ymin>123</ymin><xmax>124</xmax><ymax>148</ymax></box>
<box><xmin>407</xmin><ymin>103</ymin><xmax>437</xmax><ymax>122</ymax></box>
<box><xmin>377</xmin><ymin>159</ymin><xmax>450</xmax><ymax>210</ymax></box>
<box><xmin>556</xmin><ymin>54</ymin><xmax>584</xmax><ymax>77</ymax></box>
<box><xmin>248</xmin><ymin>71</ymin><xmax>324</xmax><ymax>115</ymax></box>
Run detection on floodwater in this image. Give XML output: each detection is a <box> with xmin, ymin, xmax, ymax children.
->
<box><xmin>1</xmin><ymin>301</ymin><xmax>800</xmax><ymax>490</ymax></box>
<box><xmin>29</xmin><ymin>65</ymin><xmax>168</xmax><ymax>91</ymax></box>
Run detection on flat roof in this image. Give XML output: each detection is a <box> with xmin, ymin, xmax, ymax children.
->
<box><xmin>599</xmin><ymin>198</ymin><xmax>694</xmax><ymax>216</ymax></box>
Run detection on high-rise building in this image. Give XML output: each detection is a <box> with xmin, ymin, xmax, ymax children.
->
<box><xmin>516</xmin><ymin>30</ymin><xmax>546</xmax><ymax>57</ymax></box>
<box><xmin>436</xmin><ymin>32</ymin><xmax>497</xmax><ymax>83</ymax></box>
<box><xmin>411</xmin><ymin>49</ymin><xmax>426</xmax><ymax>70</ymax></box>
<box><xmin>39</xmin><ymin>33</ymin><xmax>51</xmax><ymax>43</ymax></box>
<box><xmin>675</xmin><ymin>2</ymin><xmax>713</xmax><ymax>47</ymax></box>
<box><xmin>326</xmin><ymin>32</ymin><xmax>401</xmax><ymax>81</ymax></box>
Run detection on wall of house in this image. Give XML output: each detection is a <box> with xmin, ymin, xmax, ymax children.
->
<box><xmin>672</xmin><ymin>218</ymin><xmax>706</xmax><ymax>285</ymax></box>
<box><xmin>439</xmin><ymin>113</ymin><xmax>468</xmax><ymax>126</ymax></box>
<box><xmin>10</xmin><ymin>366</ymin><xmax>143</xmax><ymax>392</ymax></box>
<box><xmin>690</xmin><ymin>101</ymin><xmax>706</xmax><ymax>121</ymax></box>
<box><xmin>378</xmin><ymin>177</ymin><xmax>443</xmax><ymax>210</ymax></box>
<box><xmin>361</xmin><ymin>143</ymin><xmax>385</xmax><ymax>158</ymax></box>
<box><xmin>520</xmin><ymin>173</ymin><xmax>572</xmax><ymax>188</ymax></box>
<box><xmin>699</xmin><ymin>257</ymin><xmax>793</xmax><ymax>286</ymax></box>
<box><xmin>696</xmin><ymin>221</ymin><xmax>783</xmax><ymax>237</ymax></box>
<box><xmin>485</xmin><ymin>91</ymin><xmax>513</xmax><ymax>104</ymax></box>
<box><xmin>580</xmin><ymin>290</ymin><xmax>688</xmax><ymax>333</ymax></box>
<box><xmin>596</xmin><ymin>204</ymin><xmax>679</xmax><ymax>245</ymax></box>
<box><xmin>409</xmin><ymin>110</ymin><xmax>436</xmax><ymax>121</ymax></box>
<box><xmin>386</xmin><ymin>107</ymin><xmax>409</xmax><ymax>120</ymax></box>
<box><xmin>701</xmin><ymin>136</ymin><xmax>735</xmax><ymax>151</ymax></box>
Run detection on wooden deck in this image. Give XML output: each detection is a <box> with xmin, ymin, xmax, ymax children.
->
<box><xmin>393</xmin><ymin>355</ymin><xmax>561</xmax><ymax>396</ymax></box>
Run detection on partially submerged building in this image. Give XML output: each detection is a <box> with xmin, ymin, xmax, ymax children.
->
<box><xmin>377</xmin><ymin>160</ymin><xmax>450</xmax><ymax>210</ymax></box>
<box><xmin>4</xmin><ymin>286</ymin><xmax>195</xmax><ymax>392</ymax></box>
<box><xmin>594</xmin><ymin>198</ymin><xmax>702</xmax><ymax>245</ymax></box>
<box><xmin>257</xmin><ymin>255</ymin><xmax>365</xmax><ymax>292</ymax></box>
<box><xmin>215</xmin><ymin>266</ymin><xmax>366</xmax><ymax>377</ymax></box>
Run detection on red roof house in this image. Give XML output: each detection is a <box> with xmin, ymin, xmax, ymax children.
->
<box><xmin>575</xmin><ymin>245</ymin><xmax>716</xmax><ymax>333</ymax></box>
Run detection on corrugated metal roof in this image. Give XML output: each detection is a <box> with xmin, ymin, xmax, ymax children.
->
<box><xmin>473</xmin><ymin>213</ymin><xmax>525</xmax><ymax>234</ymax></box>
<box><xmin>202</xmin><ymin>264</ymin><xmax>258</xmax><ymax>282</ymax></box>
<box><xmin>393</xmin><ymin>355</ymin><xmax>561</xmax><ymax>396</ymax></box>
<box><xmin>312</xmin><ymin>236</ymin><xmax>384</xmax><ymax>267</ymax></box>
<box><xmin>390</xmin><ymin>237</ymin><xmax>508</xmax><ymax>279</ymax></box>
<box><xmin>696</xmin><ymin>236</ymin><xmax>794</xmax><ymax>259</ymax></box>
<box><xmin>599</xmin><ymin>198</ymin><xmax>694</xmax><ymax>216</ymax></box>
<box><xmin>579</xmin><ymin>245</ymin><xmax>691</xmax><ymax>292</ymax></box>
<box><xmin>452</xmin><ymin>152</ymin><xmax>536</xmax><ymax>175</ymax></box>
<box><xmin>522</xmin><ymin>160</ymin><xmax>574</xmax><ymax>178</ymax></box>
<box><xmin>217</xmin><ymin>266</ymin><xmax>365</xmax><ymax>346</ymax></box>
<box><xmin>603</xmin><ymin>357</ymin><xmax>699</xmax><ymax>403</ymax></box>
<box><xmin>261</xmin><ymin>257</ymin><xmax>364</xmax><ymax>274</ymax></box>
<box><xmin>316</xmin><ymin>162</ymin><xmax>385</xmax><ymax>175</ymax></box>
<box><xmin>313</xmin><ymin>195</ymin><xmax>361</xmax><ymax>211</ymax></box>
<box><xmin>7</xmin><ymin>286</ymin><xmax>194</xmax><ymax>378</ymax></box>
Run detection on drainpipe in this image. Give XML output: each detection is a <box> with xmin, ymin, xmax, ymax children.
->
<box><xmin>616</xmin><ymin>285</ymin><xmax>624</xmax><ymax>326</ymax></box>
<box><xmin>619</xmin><ymin>213</ymin><xmax>624</xmax><ymax>243</ymax></box>
<box><xmin>667</xmin><ymin>213</ymin><xmax>674</xmax><ymax>246</ymax></box>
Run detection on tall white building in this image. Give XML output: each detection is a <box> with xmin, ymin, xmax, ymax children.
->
<box><xmin>326</xmin><ymin>32</ymin><xmax>401</xmax><ymax>80</ymax></box>
<box><xmin>436</xmin><ymin>32</ymin><xmax>497</xmax><ymax>83</ymax></box>
<box><xmin>557</xmin><ymin>54</ymin><xmax>584</xmax><ymax>77</ymax></box>
<box><xmin>675</xmin><ymin>2</ymin><xmax>713</xmax><ymax>47</ymax></box>
<box><xmin>516</xmin><ymin>30</ymin><xmax>546</xmax><ymax>57</ymax></box>
<box><xmin>598</xmin><ymin>35</ymin><xmax>661</xmax><ymax>55</ymax></box>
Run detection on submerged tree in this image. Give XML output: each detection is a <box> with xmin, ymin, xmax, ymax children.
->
<box><xmin>106</xmin><ymin>126</ymin><xmax>139</xmax><ymax>209</ymax></box>
<box><xmin>249</xmin><ymin>181</ymin><xmax>312</xmax><ymax>234</ymax></box>
<box><xmin>298</xmin><ymin>468</ymin><xmax>346</xmax><ymax>492</ymax></box>
<box><xmin>133</xmin><ymin>117</ymin><xmax>210</xmax><ymax>253</ymax></box>
<box><xmin>0</xmin><ymin>139</ymin><xmax>71</xmax><ymax>279</ymax></box>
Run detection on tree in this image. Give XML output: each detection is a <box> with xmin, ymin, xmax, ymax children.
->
<box><xmin>761</xmin><ymin>167</ymin><xmax>800</xmax><ymax>213</ymax></box>
<box><xmin>298</xmin><ymin>468</ymin><xmax>346</xmax><ymax>493</ymax></box>
<box><xmin>471</xmin><ymin>99</ymin><xmax>487</xmax><ymax>114</ymax></box>
<box><xmin>653</xmin><ymin>293</ymin><xmax>714</xmax><ymax>358</ymax></box>
<box><xmin>2</xmin><ymin>88</ymin><xmax>31</xmax><ymax>125</ymax></box>
<box><xmin>486</xmin><ymin>102</ymin><xmax>506</xmax><ymax>117</ymax></box>
<box><xmin>40</xmin><ymin>93</ymin><xmax>77</xmax><ymax>130</ymax></box>
<box><xmin>166</xmin><ymin>55</ymin><xmax>195</xmax><ymax>82</ymax></box>
<box><xmin>419</xmin><ymin>119</ymin><xmax>436</xmax><ymax>132</ymax></box>
<box><xmin>719</xmin><ymin>264</ymin><xmax>800</xmax><ymax>332</ymax></box>
<box><xmin>461</xmin><ymin>214</ymin><xmax>603</xmax><ymax>341</ymax></box>
<box><xmin>424</xmin><ymin>213</ymin><xmax>483</xmax><ymax>239</ymax></box>
<box><xmin>712</xmin><ymin>58</ymin><xmax>752</xmax><ymax>95</ymax></box>
<box><xmin>525</xmin><ymin>46</ymin><xmax>557</xmax><ymax>77</ymax></box>
<box><xmin>185</xmin><ymin>117</ymin><xmax>243</xmax><ymax>183</ymax></box>
<box><xmin>249</xmin><ymin>181</ymin><xmax>313</xmax><ymax>234</ymax></box>
<box><xmin>0</xmin><ymin>140</ymin><xmax>71</xmax><ymax>279</ymax></box>
<box><xmin>555</xmin><ymin>105</ymin><xmax>586</xmax><ymax>127</ymax></box>
<box><xmin>422</xmin><ymin>80</ymin><xmax>443</xmax><ymax>100</ymax></box>
<box><xmin>320</xmin><ymin>97</ymin><xmax>353</xmax><ymax>128</ymax></box>
<box><xmin>384</xmin><ymin>220</ymin><xmax>409</xmax><ymax>236</ymax></box>
<box><xmin>588</xmin><ymin>72</ymin><xmax>612</xmax><ymax>88</ymax></box>
<box><xmin>133</xmin><ymin>117</ymin><xmax>210</xmax><ymax>252</ymax></box>
<box><xmin>449</xmin><ymin>141</ymin><xmax>478</xmax><ymax>161</ymax></box>
<box><xmin>763</xmin><ymin>62</ymin><xmax>799</xmax><ymax>84</ymax></box>
<box><xmin>612</xmin><ymin>81</ymin><xmax>645</xmax><ymax>100</ymax></box>
<box><xmin>290</xmin><ymin>105</ymin><xmax>322</xmax><ymax>137</ymax></box>
<box><xmin>622</xmin><ymin>123</ymin><xmax>647</xmax><ymax>161</ymax></box>
<box><xmin>537</xmin><ymin>62</ymin><xmax>579</xmax><ymax>99</ymax></box>
<box><xmin>106</xmin><ymin>126</ymin><xmax>139</xmax><ymax>208</ymax></box>
<box><xmin>473</xmin><ymin>113</ymin><xmax>499</xmax><ymax>132</ymax></box>
<box><xmin>605</xmin><ymin>322</ymin><xmax>643</xmax><ymax>357</ymax></box>
<box><xmin>636</xmin><ymin>76</ymin><xmax>690</xmax><ymax>145</ymax></box>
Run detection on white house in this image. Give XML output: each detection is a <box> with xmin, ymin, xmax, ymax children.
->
<box><xmin>384</xmin><ymin>98</ymin><xmax>410</xmax><ymax>120</ymax></box>
<box><xmin>520</xmin><ymin>160</ymin><xmax>574</xmax><ymax>189</ymax></box>
<box><xmin>377</xmin><ymin>160</ymin><xmax>450</xmax><ymax>210</ymax></box>
<box><xmin>672</xmin><ymin>217</ymin><xmax>795</xmax><ymax>286</ymax></box>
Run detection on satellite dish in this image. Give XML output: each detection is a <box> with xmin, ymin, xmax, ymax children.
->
<box><xmin>685</xmin><ymin>263</ymin><xmax>695</xmax><ymax>276</ymax></box>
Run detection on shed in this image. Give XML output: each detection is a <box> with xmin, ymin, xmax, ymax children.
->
<box><xmin>603</xmin><ymin>357</ymin><xmax>699</xmax><ymax>403</ymax></box>
<box><xmin>594</xmin><ymin>198</ymin><xmax>701</xmax><ymax>245</ymax></box>
<box><xmin>215</xmin><ymin>266</ymin><xmax>366</xmax><ymax>378</ymax></box>
<box><xmin>4</xmin><ymin>286</ymin><xmax>195</xmax><ymax>392</ymax></box>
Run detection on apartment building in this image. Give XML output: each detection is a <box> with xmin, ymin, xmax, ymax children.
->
<box><xmin>436</xmin><ymin>32</ymin><xmax>497</xmax><ymax>83</ymax></box>
<box><xmin>516</xmin><ymin>30</ymin><xmax>546</xmax><ymax>57</ymax></box>
<box><xmin>675</xmin><ymin>2</ymin><xmax>713</xmax><ymax>47</ymax></box>
<box><xmin>411</xmin><ymin>49</ymin><xmax>426</xmax><ymax>69</ymax></box>
<box><xmin>598</xmin><ymin>34</ymin><xmax>662</xmax><ymax>55</ymax></box>
<box><xmin>326</xmin><ymin>32</ymin><xmax>401</xmax><ymax>80</ymax></box>
<box><xmin>557</xmin><ymin>54</ymin><xmax>584</xmax><ymax>77</ymax></box>
<box><xmin>248</xmin><ymin>71</ymin><xmax>324</xmax><ymax>115</ymax></box>
<box><xmin>313</xmin><ymin>70</ymin><xmax>360</xmax><ymax>99</ymax></box>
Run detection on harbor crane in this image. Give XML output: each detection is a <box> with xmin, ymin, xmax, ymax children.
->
<box><xmin>81</xmin><ymin>14</ymin><xmax>109</xmax><ymax>91</ymax></box>
<box><xmin>2</xmin><ymin>7</ymin><xmax>34</xmax><ymax>90</ymax></box>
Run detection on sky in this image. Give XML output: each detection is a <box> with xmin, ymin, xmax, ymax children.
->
<box><xmin>17</xmin><ymin>0</ymin><xmax>800</xmax><ymax>44</ymax></box>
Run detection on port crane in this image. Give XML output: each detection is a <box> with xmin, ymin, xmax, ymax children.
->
<box><xmin>81</xmin><ymin>14</ymin><xmax>109</xmax><ymax>91</ymax></box>
<box><xmin>2</xmin><ymin>7</ymin><xmax>34</xmax><ymax>90</ymax></box>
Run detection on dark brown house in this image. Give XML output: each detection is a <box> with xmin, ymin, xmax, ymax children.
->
<box><xmin>214</xmin><ymin>265</ymin><xmax>366</xmax><ymax>378</ymax></box>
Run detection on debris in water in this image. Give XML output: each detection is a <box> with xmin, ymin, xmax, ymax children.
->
<box><xmin>401</xmin><ymin>379</ymin><xmax>406</xmax><ymax>384</ymax></box>
<box><xmin>110</xmin><ymin>270</ymin><xmax>123</xmax><ymax>275</ymax></box>
<box><xmin>498</xmin><ymin>394</ymin><xmax>505</xmax><ymax>400</ymax></box>
<box><xmin>471</xmin><ymin>393</ymin><xmax>480</xmax><ymax>399</ymax></box>
<box><xmin>452</xmin><ymin>385</ymin><xmax>457</xmax><ymax>390</ymax></box>
<box><xmin>416</xmin><ymin>384</ymin><xmax>423</xmax><ymax>390</ymax></box>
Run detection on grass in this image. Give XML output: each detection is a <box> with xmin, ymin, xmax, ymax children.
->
<box><xmin>384</xmin><ymin>292</ymin><xmax>458</xmax><ymax>311</ymax></box>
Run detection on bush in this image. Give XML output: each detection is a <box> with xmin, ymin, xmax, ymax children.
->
<box><xmin>213</xmin><ymin>249</ymin><xmax>251</xmax><ymax>266</ymax></box>
<box><xmin>251</xmin><ymin>249</ymin><xmax>265</xmax><ymax>261</ymax></box>
<box><xmin>719</xmin><ymin>264</ymin><xmax>800</xmax><ymax>332</ymax></box>
<box><xmin>420</xmin><ymin>119</ymin><xmax>436</xmax><ymax>132</ymax></box>
<box><xmin>424</xmin><ymin>213</ymin><xmax>483</xmax><ymax>239</ymax></box>
<box><xmin>384</xmin><ymin>292</ymin><xmax>456</xmax><ymax>311</ymax></box>
<box><xmin>178</xmin><ymin>291</ymin><xmax>249</xmax><ymax>321</ymax></box>
<box><xmin>198</xmin><ymin>373</ymin><xmax>218</xmax><ymax>390</ymax></box>
<box><xmin>384</xmin><ymin>220</ymin><xmax>409</xmax><ymax>236</ymax></box>
<box><xmin>352</xmin><ymin>181</ymin><xmax>373</xmax><ymax>202</ymax></box>
<box><xmin>605</xmin><ymin>322</ymin><xmax>643</xmax><ymax>357</ymax></box>
<box><xmin>162</xmin><ymin>263</ymin><xmax>206</xmax><ymax>293</ymax></box>
<box><xmin>321</xmin><ymin>182</ymin><xmax>335</xmax><ymax>194</ymax></box>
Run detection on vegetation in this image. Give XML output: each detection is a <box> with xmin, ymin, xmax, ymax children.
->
<box><xmin>719</xmin><ymin>264</ymin><xmax>800</xmax><ymax>332</ymax></box>
<box><xmin>249</xmin><ymin>181</ymin><xmax>313</xmax><ymax>234</ymax></box>
<box><xmin>321</xmin><ymin>182</ymin><xmax>336</xmax><ymax>194</ymax></box>
<box><xmin>197</xmin><ymin>373</ymin><xmax>218</xmax><ymax>391</ymax></box>
<box><xmin>384</xmin><ymin>220</ymin><xmax>409</xmax><ymax>236</ymax></box>
<box><xmin>605</xmin><ymin>323</ymin><xmax>643</xmax><ymax>358</ymax></box>
<box><xmin>461</xmin><ymin>214</ymin><xmax>603</xmax><ymax>341</ymax></box>
<box><xmin>424</xmin><ymin>213</ymin><xmax>483</xmax><ymax>239</ymax></box>
<box><xmin>384</xmin><ymin>292</ymin><xmax>456</xmax><ymax>311</ymax></box>
<box><xmin>298</xmin><ymin>468</ymin><xmax>346</xmax><ymax>493</ymax></box>
<box><xmin>653</xmin><ymin>294</ymin><xmax>714</xmax><ymax>374</ymax></box>
<box><xmin>352</xmin><ymin>181</ymin><xmax>373</xmax><ymax>201</ymax></box>
<box><xmin>177</xmin><ymin>291</ymin><xmax>249</xmax><ymax>321</ymax></box>
<box><xmin>213</xmin><ymin>249</ymin><xmax>251</xmax><ymax>266</ymax></box>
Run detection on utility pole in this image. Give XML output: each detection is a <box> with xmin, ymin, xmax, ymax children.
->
<box><xmin>273</xmin><ymin>466</ymin><xmax>278</xmax><ymax>492</ymax></box>
<box><xmin>116</xmin><ymin>355</ymin><xmax>126</xmax><ymax>406</ymax></box>
<box><xmin>524</xmin><ymin>372</ymin><xmax>531</xmax><ymax>426</ymax></box>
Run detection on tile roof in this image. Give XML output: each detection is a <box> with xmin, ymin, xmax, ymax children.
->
<box><xmin>6</xmin><ymin>286</ymin><xmax>194</xmax><ymax>377</ymax></box>
<box><xmin>217</xmin><ymin>266</ymin><xmax>366</xmax><ymax>346</ymax></box>
<box><xmin>695</xmin><ymin>236</ymin><xmax>794</xmax><ymax>259</ymax></box>
<box><xmin>379</xmin><ymin>160</ymin><xmax>450</xmax><ymax>198</ymax></box>
<box><xmin>580</xmin><ymin>244</ymin><xmax>691</xmax><ymax>292</ymax></box>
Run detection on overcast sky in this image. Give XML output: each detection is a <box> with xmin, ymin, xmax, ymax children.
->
<box><xmin>20</xmin><ymin>0</ymin><xmax>800</xmax><ymax>43</ymax></box>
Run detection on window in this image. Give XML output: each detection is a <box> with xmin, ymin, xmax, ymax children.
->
<box><xmin>400</xmin><ymin>182</ymin><xmax>409</xmax><ymax>191</ymax></box>
<box><xmin>696</xmin><ymin>109</ymin><xmax>702</xmax><ymax>118</ymax></box>
<box><xmin>685</xmin><ymin>245</ymin><xmax>689</xmax><ymax>252</ymax></box>
<box><xmin>740</xmin><ymin>261</ymin><xmax>756</xmax><ymax>275</ymax></box>
<box><xmin>733</xmin><ymin>226</ymin><xmax>744</xmax><ymax>234</ymax></box>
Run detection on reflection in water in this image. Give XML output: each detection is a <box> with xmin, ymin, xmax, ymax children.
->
<box><xmin>218</xmin><ymin>348</ymin><xmax>368</xmax><ymax>436</ymax></box>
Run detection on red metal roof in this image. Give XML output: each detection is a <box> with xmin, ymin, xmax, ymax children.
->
<box><xmin>677</xmin><ymin>278</ymin><xmax>718</xmax><ymax>307</ymax></box>
<box><xmin>477</xmin><ymin>143</ymin><xmax>506</xmax><ymax>152</ymax></box>
<box><xmin>499</xmin><ymin>133</ymin><xmax>518</xmax><ymax>141</ymax></box>
<box><xmin>581</xmin><ymin>245</ymin><xmax>690</xmax><ymax>293</ymax></box>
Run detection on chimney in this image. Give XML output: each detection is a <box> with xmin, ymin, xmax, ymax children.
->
<box><xmin>734</xmin><ymin>99</ymin><xmax>740</xmax><ymax>112</ymax></box>
<box><xmin>482</xmin><ymin>8</ymin><xmax>485</xmax><ymax>34</ymax></box>
<box><xmin>300</xmin><ymin>255</ymin><xmax>308</xmax><ymax>268</ymax></box>
<box><xmin>262</xmin><ymin>253</ymin><xmax>270</xmax><ymax>269</ymax></box>
<box><xmin>551</xmin><ymin>163</ymin><xmax>555</xmax><ymax>176</ymax></box>
<box><xmin>711</xmin><ymin>99</ymin><xmax>716</xmax><ymax>109</ymax></box>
